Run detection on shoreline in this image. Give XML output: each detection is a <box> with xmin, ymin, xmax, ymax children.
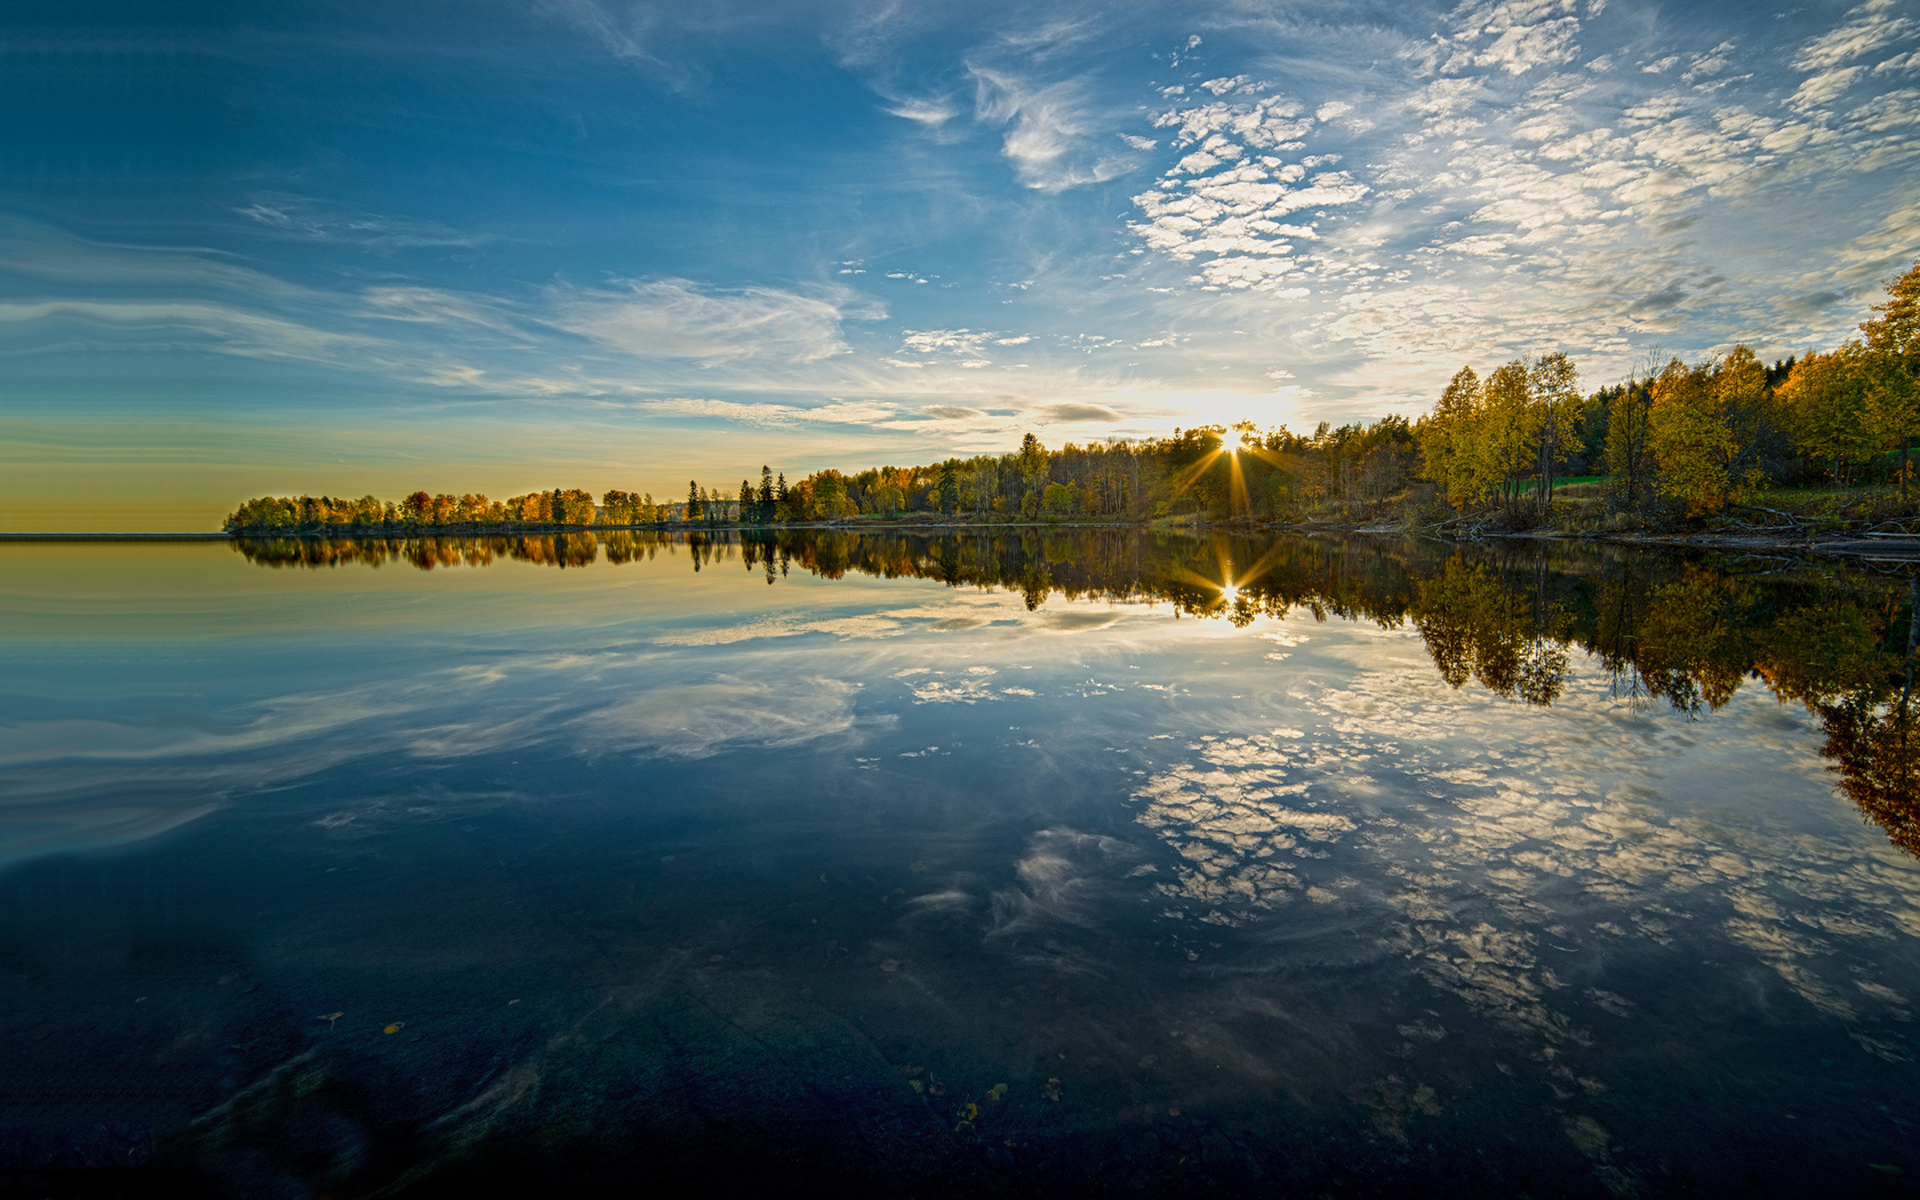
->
<box><xmin>10</xmin><ymin>523</ymin><xmax>1920</xmax><ymax>560</ymax></box>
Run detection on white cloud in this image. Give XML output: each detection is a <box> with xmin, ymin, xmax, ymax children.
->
<box><xmin>1790</xmin><ymin>65</ymin><xmax>1866</xmax><ymax>111</ymax></box>
<box><xmin>1125</xmin><ymin>87</ymin><xmax>1377</xmax><ymax>293</ymax></box>
<box><xmin>885</xmin><ymin>95</ymin><xmax>960</xmax><ymax>126</ymax></box>
<box><xmin>1793</xmin><ymin>0</ymin><xmax>1919</xmax><ymax>72</ymax></box>
<box><xmin>0</xmin><ymin>298</ymin><xmax>391</xmax><ymax>366</ymax></box>
<box><xmin>234</xmin><ymin>193</ymin><xmax>491</xmax><ymax>251</ymax></box>
<box><xmin>1875</xmin><ymin>49</ymin><xmax>1920</xmax><ymax>75</ymax></box>
<box><xmin>901</xmin><ymin>327</ymin><xmax>993</xmax><ymax>355</ymax></box>
<box><xmin>1473</xmin><ymin>16</ymin><xmax>1582</xmax><ymax>76</ymax></box>
<box><xmin>971</xmin><ymin>66</ymin><xmax>1143</xmax><ymax>191</ymax></box>
<box><xmin>1421</xmin><ymin>0</ymin><xmax>1585</xmax><ymax>78</ymax></box>
<box><xmin>547</xmin><ymin>278</ymin><xmax>869</xmax><ymax>363</ymax></box>
<box><xmin>643</xmin><ymin>397</ymin><xmax>900</xmax><ymax>425</ymax></box>
<box><xmin>361</xmin><ymin>286</ymin><xmax>526</xmax><ymax>337</ymax></box>
<box><xmin>1035</xmin><ymin>402</ymin><xmax>1123</xmax><ymax>422</ymax></box>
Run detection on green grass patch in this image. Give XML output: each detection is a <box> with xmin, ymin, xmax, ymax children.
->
<box><xmin>1513</xmin><ymin>475</ymin><xmax>1605</xmax><ymax>494</ymax></box>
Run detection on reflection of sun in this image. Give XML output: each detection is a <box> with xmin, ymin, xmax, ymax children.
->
<box><xmin>1221</xmin><ymin>582</ymin><xmax>1239</xmax><ymax>603</ymax></box>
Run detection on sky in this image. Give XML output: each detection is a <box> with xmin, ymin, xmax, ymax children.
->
<box><xmin>3</xmin><ymin>0</ymin><xmax>1919</xmax><ymax>530</ymax></box>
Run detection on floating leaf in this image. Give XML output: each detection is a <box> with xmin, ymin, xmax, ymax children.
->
<box><xmin>986</xmin><ymin>1084</ymin><xmax>1007</xmax><ymax>1102</ymax></box>
<box><xmin>1042</xmin><ymin>1078</ymin><xmax>1063</xmax><ymax>1102</ymax></box>
<box><xmin>384</xmin><ymin>1022</ymin><xmax>405</xmax><ymax>1035</ymax></box>
<box><xmin>317</xmin><ymin>1012</ymin><xmax>343</xmax><ymax>1027</ymax></box>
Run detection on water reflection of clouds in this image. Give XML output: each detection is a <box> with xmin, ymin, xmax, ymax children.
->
<box><xmin>651</xmin><ymin>592</ymin><xmax>1146</xmax><ymax>648</ymax></box>
<box><xmin>0</xmin><ymin>681</ymin><xmax>453</xmax><ymax>864</ymax></box>
<box><xmin>578</xmin><ymin>676</ymin><xmax>867</xmax><ymax>759</ymax></box>
<box><xmin>0</xmin><ymin>587</ymin><xmax>1160</xmax><ymax>866</ymax></box>
<box><xmin>1129</xmin><ymin>617</ymin><xmax>1920</xmax><ymax>1069</ymax></box>
<box><xmin>13</xmin><ymin>559</ymin><xmax>1920</xmax><ymax>1085</ymax></box>
<box><xmin>0</xmin><ymin>654</ymin><xmax>883</xmax><ymax>865</ymax></box>
<box><xmin>987</xmin><ymin>827</ymin><xmax>1145</xmax><ymax>950</ymax></box>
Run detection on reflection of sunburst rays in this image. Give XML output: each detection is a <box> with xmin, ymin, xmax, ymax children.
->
<box><xmin>1226</xmin><ymin>539</ymin><xmax>1288</xmax><ymax>592</ymax></box>
<box><xmin>1163</xmin><ymin>536</ymin><xmax>1291</xmax><ymax>617</ymax></box>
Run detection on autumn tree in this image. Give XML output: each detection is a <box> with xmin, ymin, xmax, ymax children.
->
<box><xmin>1604</xmin><ymin>374</ymin><xmax>1656</xmax><ymax>511</ymax></box>
<box><xmin>1478</xmin><ymin>360</ymin><xmax>1541</xmax><ymax>514</ymax></box>
<box><xmin>1649</xmin><ymin>356</ymin><xmax>1742</xmax><ymax>515</ymax></box>
<box><xmin>1862</xmin><ymin>259</ymin><xmax>1920</xmax><ymax>494</ymax></box>
<box><xmin>1417</xmin><ymin>366</ymin><xmax>1486</xmax><ymax>509</ymax></box>
<box><xmin>1529</xmin><ymin>352</ymin><xmax>1582</xmax><ymax>515</ymax></box>
<box><xmin>1778</xmin><ymin>344</ymin><xmax>1875</xmax><ymax>481</ymax></box>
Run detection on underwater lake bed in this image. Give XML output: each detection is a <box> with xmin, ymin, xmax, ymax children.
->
<box><xmin>2</xmin><ymin>531</ymin><xmax>1917</xmax><ymax>1196</ymax></box>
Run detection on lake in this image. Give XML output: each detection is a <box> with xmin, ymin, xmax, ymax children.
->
<box><xmin>3</xmin><ymin>530</ymin><xmax>1917</xmax><ymax>1196</ymax></box>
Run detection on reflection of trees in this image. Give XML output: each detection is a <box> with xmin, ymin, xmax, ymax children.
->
<box><xmin>1411</xmin><ymin>557</ymin><xmax>1572</xmax><ymax>704</ymax></box>
<box><xmin>1810</xmin><ymin>578</ymin><xmax>1920</xmax><ymax>859</ymax></box>
<box><xmin>1634</xmin><ymin>567</ymin><xmax>1755</xmax><ymax>714</ymax></box>
<box><xmin>1821</xmin><ymin>699</ymin><xmax>1920</xmax><ymax>858</ymax></box>
<box><xmin>234</xmin><ymin>535</ymin><xmax>598</xmax><ymax>570</ymax></box>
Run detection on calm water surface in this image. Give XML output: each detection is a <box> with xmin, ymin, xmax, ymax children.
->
<box><xmin>2</xmin><ymin>532</ymin><xmax>1917</xmax><ymax>1196</ymax></box>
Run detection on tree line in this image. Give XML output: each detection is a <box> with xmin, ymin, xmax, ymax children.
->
<box><xmin>1418</xmin><ymin>258</ymin><xmax>1920</xmax><ymax>521</ymax></box>
<box><xmin>226</xmin><ymin>258</ymin><xmax>1918</xmax><ymax>536</ymax></box>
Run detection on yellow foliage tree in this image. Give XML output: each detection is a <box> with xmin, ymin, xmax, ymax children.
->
<box><xmin>1777</xmin><ymin>343</ymin><xmax>1875</xmax><ymax>481</ymax></box>
<box><xmin>1529</xmin><ymin>352</ymin><xmax>1583</xmax><ymax>514</ymax></box>
<box><xmin>1862</xmin><ymin>259</ymin><xmax>1920</xmax><ymax>494</ymax></box>
<box><xmin>1477</xmin><ymin>360</ymin><xmax>1541</xmax><ymax>514</ymax></box>
<box><xmin>1417</xmin><ymin>366</ymin><xmax>1490</xmax><ymax>509</ymax></box>
<box><xmin>1649</xmin><ymin>356</ymin><xmax>1742</xmax><ymax>515</ymax></box>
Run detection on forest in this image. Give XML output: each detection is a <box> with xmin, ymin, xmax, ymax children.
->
<box><xmin>224</xmin><ymin>259</ymin><xmax>1918</xmax><ymax>536</ymax></box>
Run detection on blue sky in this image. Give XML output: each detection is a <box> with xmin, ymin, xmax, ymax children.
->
<box><xmin>4</xmin><ymin>0</ymin><xmax>1919</xmax><ymax>528</ymax></box>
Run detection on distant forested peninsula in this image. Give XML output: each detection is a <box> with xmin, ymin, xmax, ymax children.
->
<box><xmin>226</xmin><ymin>260</ymin><xmax>1919</xmax><ymax>540</ymax></box>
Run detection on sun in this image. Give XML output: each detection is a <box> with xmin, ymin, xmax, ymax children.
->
<box><xmin>1221</xmin><ymin>582</ymin><xmax>1240</xmax><ymax>603</ymax></box>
